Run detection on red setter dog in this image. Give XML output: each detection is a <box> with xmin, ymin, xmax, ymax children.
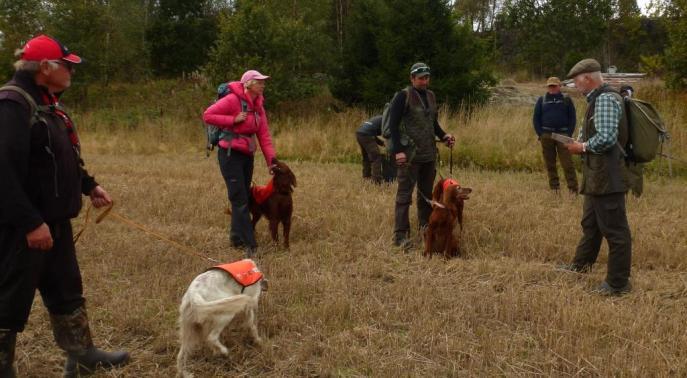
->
<box><xmin>423</xmin><ymin>178</ymin><xmax>472</xmax><ymax>259</ymax></box>
<box><xmin>249</xmin><ymin>159</ymin><xmax>296</xmax><ymax>248</ymax></box>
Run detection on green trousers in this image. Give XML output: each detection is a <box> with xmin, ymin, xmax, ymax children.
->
<box><xmin>540</xmin><ymin>134</ymin><xmax>578</xmax><ymax>192</ymax></box>
<box><xmin>572</xmin><ymin>192</ymin><xmax>632</xmax><ymax>288</ymax></box>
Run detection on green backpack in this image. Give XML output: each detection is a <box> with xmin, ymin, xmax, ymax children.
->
<box><xmin>623</xmin><ymin>97</ymin><xmax>669</xmax><ymax>163</ymax></box>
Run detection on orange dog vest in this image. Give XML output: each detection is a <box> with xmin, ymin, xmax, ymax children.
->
<box><xmin>442</xmin><ymin>178</ymin><xmax>460</xmax><ymax>191</ymax></box>
<box><xmin>251</xmin><ymin>178</ymin><xmax>274</xmax><ymax>205</ymax></box>
<box><xmin>211</xmin><ymin>259</ymin><xmax>263</xmax><ymax>288</ymax></box>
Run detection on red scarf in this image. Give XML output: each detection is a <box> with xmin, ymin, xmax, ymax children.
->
<box><xmin>41</xmin><ymin>92</ymin><xmax>80</xmax><ymax>147</ymax></box>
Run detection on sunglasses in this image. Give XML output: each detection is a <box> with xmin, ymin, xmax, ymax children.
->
<box><xmin>410</xmin><ymin>66</ymin><xmax>430</xmax><ymax>75</ymax></box>
<box><xmin>52</xmin><ymin>60</ymin><xmax>75</xmax><ymax>73</ymax></box>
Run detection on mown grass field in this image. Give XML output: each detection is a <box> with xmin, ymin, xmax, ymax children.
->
<box><xmin>14</xmin><ymin>80</ymin><xmax>687</xmax><ymax>377</ymax></box>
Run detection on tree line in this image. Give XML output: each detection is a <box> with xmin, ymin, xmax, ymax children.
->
<box><xmin>1</xmin><ymin>0</ymin><xmax>685</xmax><ymax>108</ymax></box>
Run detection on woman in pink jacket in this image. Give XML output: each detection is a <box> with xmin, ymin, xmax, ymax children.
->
<box><xmin>203</xmin><ymin>70</ymin><xmax>277</xmax><ymax>257</ymax></box>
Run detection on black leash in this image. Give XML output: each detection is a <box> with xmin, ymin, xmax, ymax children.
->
<box><xmin>449</xmin><ymin>145</ymin><xmax>453</xmax><ymax>176</ymax></box>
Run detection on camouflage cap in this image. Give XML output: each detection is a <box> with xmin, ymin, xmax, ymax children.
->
<box><xmin>410</xmin><ymin>62</ymin><xmax>430</xmax><ymax>77</ymax></box>
<box><xmin>566</xmin><ymin>58</ymin><xmax>601</xmax><ymax>79</ymax></box>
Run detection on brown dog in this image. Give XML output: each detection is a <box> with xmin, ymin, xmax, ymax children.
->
<box><xmin>249</xmin><ymin>159</ymin><xmax>296</xmax><ymax>248</ymax></box>
<box><xmin>423</xmin><ymin>178</ymin><xmax>472</xmax><ymax>259</ymax></box>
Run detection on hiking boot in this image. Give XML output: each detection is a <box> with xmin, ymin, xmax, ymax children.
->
<box><xmin>555</xmin><ymin>263</ymin><xmax>591</xmax><ymax>273</ymax></box>
<box><xmin>230</xmin><ymin>235</ymin><xmax>245</xmax><ymax>248</ymax></box>
<box><xmin>0</xmin><ymin>329</ymin><xmax>17</xmax><ymax>378</ymax></box>
<box><xmin>50</xmin><ymin>307</ymin><xmax>129</xmax><ymax>377</ymax></box>
<box><xmin>64</xmin><ymin>347</ymin><xmax>130</xmax><ymax>377</ymax></box>
<box><xmin>393</xmin><ymin>237</ymin><xmax>412</xmax><ymax>251</ymax></box>
<box><xmin>594</xmin><ymin>281</ymin><xmax>632</xmax><ymax>296</ymax></box>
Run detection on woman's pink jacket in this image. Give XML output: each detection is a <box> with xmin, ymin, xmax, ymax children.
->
<box><xmin>203</xmin><ymin>81</ymin><xmax>276</xmax><ymax>167</ymax></box>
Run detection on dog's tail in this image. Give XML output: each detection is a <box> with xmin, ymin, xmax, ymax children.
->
<box><xmin>188</xmin><ymin>293</ymin><xmax>254</xmax><ymax>318</ymax></box>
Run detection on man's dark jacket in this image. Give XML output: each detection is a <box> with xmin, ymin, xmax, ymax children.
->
<box><xmin>0</xmin><ymin>70</ymin><xmax>97</xmax><ymax>234</ymax></box>
<box><xmin>533</xmin><ymin>92</ymin><xmax>576</xmax><ymax>136</ymax></box>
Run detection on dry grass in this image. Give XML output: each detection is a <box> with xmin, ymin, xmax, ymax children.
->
<box><xmin>15</xmin><ymin>150</ymin><xmax>687</xmax><ymax>377</ymax></box>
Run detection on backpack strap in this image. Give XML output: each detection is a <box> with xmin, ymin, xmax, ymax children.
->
<box><xmin>0</xmin><ymin>85</ymin><xmax>42</xmax><ymax>126</ymax></box>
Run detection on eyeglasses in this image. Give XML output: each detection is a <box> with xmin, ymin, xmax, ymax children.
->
<box><xmin>51</xmin><ymin>60</ymin><xmax>75</xmax><ymax>73</ymax></box>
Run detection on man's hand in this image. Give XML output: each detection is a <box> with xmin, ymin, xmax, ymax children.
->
<box><xmin>565</xmin><ymin>141</ymin><xmax>585</xmax><ymax>155</ymax></box>
<box><xmin>234</xmin><ymin>112</ymin><xmax>247</xmax><ymax>124</ymax></box>
<box><xmin>27</xmin><ymin>223</ymin><xmax>53</xmax><ymax>251</ymax></box>
<box><xmin>90</xmin><ymin>186</ymin><xmax>113</xmax><ymax>208</ymax></box>
<box><xmin>443</xmin><ymin>134</ymin><xmax>455</xmax><ymax>147</ymax></box>
<box><xmin>395</xmin><ymin>152</ymin><xmax>407</xmax><ymax>166</ymax></box>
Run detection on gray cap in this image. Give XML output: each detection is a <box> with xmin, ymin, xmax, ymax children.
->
<box><xmin>410</xmin><ymin>62</ymin><xmax>430</xmax><ymax>77</ymax></box>
<box><xmin>566</xmin><ymin>58</ymin><xmax>601</xmax><ymax>79</ymax></box>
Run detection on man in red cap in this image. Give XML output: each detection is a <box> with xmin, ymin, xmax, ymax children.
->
<box><xmin>0</xmin><ymin>35</ymin><xmax>129</xmax><ymax>377</ymax></box>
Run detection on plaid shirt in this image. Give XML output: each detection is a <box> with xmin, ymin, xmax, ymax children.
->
<box><xmin>580</xmin><ymin>89</ymin><xmax>622</xmax><ymax>153</ymax></box>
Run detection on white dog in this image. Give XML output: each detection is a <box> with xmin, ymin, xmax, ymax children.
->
<box><xmin>176</xmin><ymin>259</ymin><xmax>266</xmax><ymax>378</ymax></box>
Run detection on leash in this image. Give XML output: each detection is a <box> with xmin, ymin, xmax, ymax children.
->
<box><xmin>449</xmin><ymin>145</ymin><xmax>453</xmax><ymax>176</ymax></box>
<box><xmin>74</xmin><ymin>202</ymin><xmax>220</xmax><ymax>264</ymax></box>
<box><xmin>403</xmin><ymin>166</ymin><xmax>445</xmax><ymax>209</ymax></box>
<box><xmin>658</xmin><ymin>152</ymin><xmax>687</xmax><ymax>164</ymax></box>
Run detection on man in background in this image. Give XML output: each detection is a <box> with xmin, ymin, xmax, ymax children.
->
<box><xmin>386</xmin><ymin>62</ymin><xmax>454</xmax><ymax>249</ymax></box>
<box><xmin>533</xmin><ymin>76</ymin><xmax>578</xmax><ymax>193</ymax></box>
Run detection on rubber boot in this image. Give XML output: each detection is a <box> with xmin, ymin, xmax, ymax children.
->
<box><xmin>50</xmin><ymin>307</ymin><xmax>129</xmax><ymax>377</ymax></box>
<box><xmin>0</xmin><ymin>329</ymin><xmax>17</xmax><ymax>378</ymax></box>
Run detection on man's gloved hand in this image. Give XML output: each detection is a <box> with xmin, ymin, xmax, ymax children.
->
<box><xmin>443</xmin><ymin>134</ymin><xmax>455</xmax><ymax>147</ymax></box>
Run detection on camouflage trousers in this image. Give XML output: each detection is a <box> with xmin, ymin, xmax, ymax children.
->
<box><xmin>540</xmin><ymin>134</ymin><xmax>578</xmax><ymax>192</ymax></box>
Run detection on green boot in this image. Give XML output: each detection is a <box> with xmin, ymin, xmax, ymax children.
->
<box><xmin>50</xmin><ymin>307</ymin><xmax>129</xmax><ymax>377</ymax></box>
<box><xmin>0</xmin><ymin>329</ymin><xmax>17</xmax><ymax>378</ymax></box>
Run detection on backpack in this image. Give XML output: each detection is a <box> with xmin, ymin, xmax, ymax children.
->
<box><xmin>622</xmin><ymin>97</ymin><xmax>669</xmax><ymax>163</ymax></box>
<box><xmin>381</xmin><ymin>88</ymin><xmax>412</xmax><ymax>155</ymax></box>
<box><xmin>0</xmin><ymin>85</ymin><xmax>48</xmax><ymax>127</ymax></box>
<box><xmin>204</xmin><ymin>83</ymin><xmax>248</xmax><ymax>156</ymax></box>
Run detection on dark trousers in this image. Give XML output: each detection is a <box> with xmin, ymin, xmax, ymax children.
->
<box><xmin>394</xmin><ymin>160</ymin><xmax>436</xmax><ymax>238</ymax></box>
<box><xmin>0</xmin><ymin>221</ymin><xmax>85</xmax><ymax>332</ymax></box>
<box><xmin>573</xmin><ymin>193</ymin><xmax>632</xmax><ymax>288</ymax></box>
<box><xmin>218</xmin><ymin>149</ymin><xmax>257</xmax><ymax>249</ymax></box>
<box><xmin>540</xmin><ymin>134</ymin><xmax>578</xmax><ymax>191</ymax></box>
<box><xmin>356</xmin><ymin>134</ymin><xmax>383</xmax><ymax>183</ymax></box>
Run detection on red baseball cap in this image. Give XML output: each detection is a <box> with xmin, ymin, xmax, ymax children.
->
<box><xmin>21</xmin><ymin>35</ymin><xmax>82</xmax><ymax>64</ymax></box>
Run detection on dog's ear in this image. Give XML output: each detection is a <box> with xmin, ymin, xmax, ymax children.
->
<box><xmin>432</xmin><ymin>179</ymin><xmax>443</xmax><ymax>201</ymax></box>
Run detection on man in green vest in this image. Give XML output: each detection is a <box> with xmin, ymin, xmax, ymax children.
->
<box><xmin>561</xmin><ymin>58</ymin><xmax>632</xmax><ymax>295</ymax></box>
<box><xmin>387</xmin><ymin>62</ymin><xmax>455</xmax><ymax>248</ymax></box>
